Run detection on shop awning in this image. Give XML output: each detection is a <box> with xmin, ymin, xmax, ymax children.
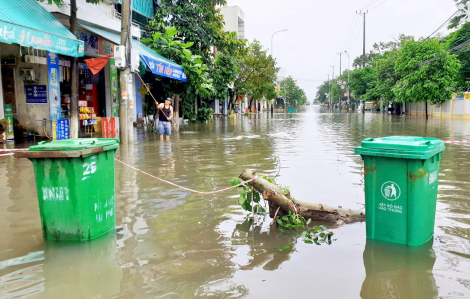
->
<box><xmin>79</xmin><ymin>24</ymin><xmax>187</xmax><ymax>82</ymax></box>
<box><xmin>0</xmin><ymin>0</ymin><xmax>84</xmax><ymax>57</ymax></box>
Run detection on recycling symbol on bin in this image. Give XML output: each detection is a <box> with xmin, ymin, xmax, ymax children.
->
<box><xmin>381</xmin><ymin>181</ymin><xmax>401</xmax><ymax>201</ymax></box>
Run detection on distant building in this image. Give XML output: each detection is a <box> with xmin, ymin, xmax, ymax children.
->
<box><xmin>220</xmin><ymin>6</ymin><xmax>245</xmax><ymax>38</ymax></box>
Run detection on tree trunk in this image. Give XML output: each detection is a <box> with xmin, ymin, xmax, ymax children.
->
<box><xmin>425</xmin><ymin>100</ymin><xmax>428</xmax><ymax>119</ymax></box>
<box><xmin>69</xmin><ymin>0</ymin><xmax>79</xmax><ymax>138</ymax></box>
<box><xmin>239</xmin><ymin>170</ymin><xmax>365</xmax><ymax>224</ymax></box>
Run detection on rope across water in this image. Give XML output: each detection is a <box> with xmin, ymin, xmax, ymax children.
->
<box><xmin>115</xmin><ymin>158</ymin><xmax>258</xmax><ymax>195</ymax></box>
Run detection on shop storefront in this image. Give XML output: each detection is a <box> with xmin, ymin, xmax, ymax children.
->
<box><xmin>0</xmin><ymin>0</ymin><xmax>84</xmax><ymax>140</ymax></box>
<box><xmin>75</xmin><ymin>24</ymin><xmax>186</xmax><ymax>137</ymax></box>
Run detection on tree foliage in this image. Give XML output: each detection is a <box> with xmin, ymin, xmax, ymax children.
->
<box><xmin>445</xmin><ymin>21</ymin><xmax>470</xmax><ymax>92</ymax></box>
<box><xmin>393</xmin><ymin>38</ymin><xmax>461</xmax><ymax>108</ymax></box>
<box><xmin>234</xmin><ymin>40</ymin><xmax>278</xmax><ymax>106</ymax></box>
<box><xmin>315</xmin><ymin>80</ymin><xmax>332</xmax><ymax>103</ymax></box>
<box><xmin>146</xmin><ymin>0</ymin><xmax>249</xmax><ymax>121</ymax></box>
<box><xmin>449</xmin><ymin>0</ymin><xmax>469</xmax><ymax>29</ymax></box>
<box><xmin>280</xmin><ymin>77</ymin><xmax>307</xmax><ymax>107</ymax></box>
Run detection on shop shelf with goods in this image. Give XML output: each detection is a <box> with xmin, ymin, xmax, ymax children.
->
<box><xmin>79</xmin><ymin>100</ymin><xmax>97</xmax><ymax>137</ymax></box>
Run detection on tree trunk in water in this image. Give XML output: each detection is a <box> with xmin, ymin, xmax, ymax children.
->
<box><xmin>425</xmin><ymin>101</ymin><xmax>428</xmax><ymax>119</ymax></box>
<box><xmin>69</xmin><ymin>0</ymin><xmax>79</xmax><ymax>138</ymax></box>
<box><xmin>239</xmin><ymin>170</ymin><xmax>365</xmax><ymax>224</ymax></box>
<box><xmin>195</xmin><ymin>96</ymin><xmax>198</xmax><ymax>116</ymax></box>
<box><xmin>173</xmin><ymin>95</ymin><xmax>179</xmax><ymax>132</ymax></box>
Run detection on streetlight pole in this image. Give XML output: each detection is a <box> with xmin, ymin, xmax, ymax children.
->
<box><xmin>271</xmin><ymin>29</ymin><xmax>288</xmax><ymax>113</ymax></box>
<box><xmin>337</xmin><ymin>52</ymin><xmax>342</xmax><ymax>76</ymax></box>
<box><xmin>344</xmin><ymin>51</ymin><xmax>350</xmax><ymax>107</ymax></box>
<box><xmin>271</xmin><ymin>29</ymin><xmax>288</xmax><ymax>57</ymax></box>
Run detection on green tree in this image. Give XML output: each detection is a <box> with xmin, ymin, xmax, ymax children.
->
<box><xmin>352</xmin><ymin>35</ymin><xmax>413</xmax><ymax>69</ymax></box>
<box><xmin>449</xmin><ymin>1</ymin><xmax>468</xmax><ymax>29</ymax></box>
<box><xmin>445</xmin><ymin>21</ymin><xmax>470</xmax><ymax>92</ymax></box>
<box><xmin>349</xmin><ymin>66</ymin><xmax>377</xmax><ymax>101</ymax></box>
<box><xmin>374</xmin><ymin>51</ymin><xmax>400</xmax><ymax>105</ymax></box>
<box><xmin>280</xmin><ymin>77</ymin><xmax>307</xmax><ymax>107</ymax></box>
<box><xmin>142</xmin><ymin>27</ymin><xmax>216</xmax><ymax>122</ymax></box>
<box><xmin>147</xmin><ymin>0</ymin><xmax>248</xmax><ymax>121</ymax></box>
<box><xmin>393</xmin><ymin>38</ymin><xmax>461</xmax><ymax>118</ymax></box>
<box><xmin>330</xmin><ymin>81</ymin><xmax>342</xmax><ymax>104</ymax></box>
<box><xmin>235</xmin><ymin>40</ymin><xmax>278</xmax><ymax>108</ymax></box>
<box><xmin>315</xmin><ymin>80</ymin><xmax>332</xmax><ymax>103</ymax></box>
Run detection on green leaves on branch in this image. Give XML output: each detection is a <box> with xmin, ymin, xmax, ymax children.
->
<box><xmin>275</xmin><ymin>212</ymin><xmax>335</xmax><ymax>245</ymax></box>
<box><xmin>301</xmin><ymin>225</ymin><xmax>335</xmax><ymax>245</ymax></box>
<box><xmin>231</xmin><ymin>178</ymin><xmax>266</xmax><ymax>215</ymax></box>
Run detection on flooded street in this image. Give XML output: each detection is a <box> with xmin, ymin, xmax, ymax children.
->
<box><xmin>1</xmin><ymin>107</ymin><xmax>470</xmax><ymax>298</ymax></box>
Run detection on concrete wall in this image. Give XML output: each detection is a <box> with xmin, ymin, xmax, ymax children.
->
<box><xmin>39</xmin><ymin>0</ymin><xmax>142</xmax><ymax>38</ymax></box>
<box><xmin>0</xmin><ymin>44</ymin><xmax>51</xmax><ymax>135</ymax></box>
<box><xmin>406</xmin><ymin>94</ymin><xmax>470</xmax><ymax>119</ymax></box>
<box><xmin>220</xmin><ymin>6</ymin><xmax>245</xmax><ymax>38</ymax></box>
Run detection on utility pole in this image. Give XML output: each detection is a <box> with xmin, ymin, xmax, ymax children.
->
<box><xmin>337</xmin><ymin>52</ymin><xmax>342</xmax><ymax>76</ymax></box>
<box><xmin>331</xmin><ymin>65</ymin><xmax>335</xmax><ymax>107</ymax></box>
<box><xmin>344</xmin><ymin>51</ymin><xmax>350</xmax><ymax>107</ymax></box>
<box><xmin>327</xmin><ymin>74</ymin><xmax>330</xmax><ymax>108</ymax></box>
<box><xmin>356</xmin><ymin>10</ymin><xmax>368</xmax><ymax>68</ymax></box>
<box><xmin>70</xmin><ymin>0</ymin><xmax>79</xmax><ymax>138</ymax></box>
<box><xmin>119</xmin><ymin>0</ymin><xmax>132</xmax><ymax>144</ymax></box>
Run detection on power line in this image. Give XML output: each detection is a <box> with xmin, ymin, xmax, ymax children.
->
<box><xmin>360</xmin><ymin>0</ymin><xmax>380</xmax><ymax>10</ymax></box>
<box><xmin>341</xmin><ymin>15</ymin><xmax>362</xmax><ymax>52</ymax></box>
<box><xmin>345</xmin><ymin>18</ymin><xmax>364</xmax><ymax>51</ymax></box>
<box><xmin>424</xmin><ymin>10</ymin><xmax>459</xmax><ymax>41</ymax></box>
<box><xmin>340</xmin><ymin>14</ymin><xmax>360</xmax><ymax>52</ymax></box>
<box><xmin>368</xmin><ymin>0</ymin><xmax>388</xmax><ymax>10</ymax></box>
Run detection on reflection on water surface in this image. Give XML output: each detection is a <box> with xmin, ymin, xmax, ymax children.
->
<box><xmin>0</xmin><ymin>107</ymin><xmax>469</xmax><ymax>298</ymax></box>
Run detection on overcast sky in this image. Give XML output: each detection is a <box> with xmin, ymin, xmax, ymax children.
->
<box><xmin>225</xmin><ymin>0</ymin><xmax>458</xmax><ymax>101</ymax></box>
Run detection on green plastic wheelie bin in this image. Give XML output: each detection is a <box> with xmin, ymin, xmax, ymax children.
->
<box><xmin>16</xmin><ymin>138</ymin><xmax>119</xmax><ymax>241</ymax></box>
<box><xmin>355</xmin><ymin>136</ymin><xmax>445</xmax><ymax>246</ymax></box>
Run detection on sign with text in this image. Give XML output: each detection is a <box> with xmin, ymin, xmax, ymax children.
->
<box><xmin>25</xmin><ymin>85</ymin><xmax>47</xmax><ymax>104</ymax></box>
<box><xmin>56</xmin><ymin>119</ymin><xmax>70</xmax><ymax>140</ymax></box>
<box><xmin>0</xmin><ymin>21</ymin><xmax>84</xmax><ymax>57</ymax></box>
<box><xmin>102</xmin><ymin>117</ymin><xmax>119</xmax><ymax>138</ymax></box>
<box><xmin>140</xmin><ymin>55</ymin><xmax>187</xmax><ymax>82</ymax></box>
<box><xmin>48</xmin><ymin>52</ymin><xmax>61</xmax><ymax>122</ymax></box>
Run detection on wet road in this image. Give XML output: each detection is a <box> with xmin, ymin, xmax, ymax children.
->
<box><xmin>0</xmin><ymin>106</ymin><xmax>469</xmax><ymax>298</ymax></box>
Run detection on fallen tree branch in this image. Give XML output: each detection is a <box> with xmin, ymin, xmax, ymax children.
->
<box><xmin>239</xmin><ymin>169</ymin><xmax>365</xmax><ymax>224</ymax></box>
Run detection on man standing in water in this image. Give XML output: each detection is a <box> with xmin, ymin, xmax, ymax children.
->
<box><xmin>234</xmin><ymin>104</ymin><xmax>240</xmax><ymax>119</ymax></box>
<box><xmin>158</xmin><ymin>97</ymin><xmax>173</xmax><ymax>141</ymax></box>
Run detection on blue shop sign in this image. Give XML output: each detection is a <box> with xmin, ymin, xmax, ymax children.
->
<box><xmin>56</xmin><ymin>119</ymin><xmax>70</xmax><ymax>140</ymax></box>
<box><xmin>25</xmin><ymin>85</ymin><xmax>47</xmax><ymax>104</ymax></box>
<box><xmin>140</xmin><ymin>55</ymin><xmax>187</xmax><ymax>82</ymax></box>
<box><xmin>0</xmin><ymin>21</ymin><xmax>84</xmax><ymax>57</ymax></box>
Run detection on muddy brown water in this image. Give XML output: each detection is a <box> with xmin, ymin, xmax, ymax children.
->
<box><xmin>0</xmin><ymin>107</ymin><xmax>469</xmax><ymax>298</ymax></box>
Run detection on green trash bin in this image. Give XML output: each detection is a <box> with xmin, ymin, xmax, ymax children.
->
<box><xmin>16</xmin><ymin>138</ymin><xmax>119</xmax><ymax>241</ymax></box>
<box><xmin>355</xmin><ymin>136</ymin><xmax>445</xmax><ymax>246</ymax></box>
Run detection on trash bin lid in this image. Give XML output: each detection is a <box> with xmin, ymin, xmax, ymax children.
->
<box><xmin>29</xmin><ymin>138</ymin><xmax>119</xmax><ymax>151</ymax></box>
<box><xmin>355</xmin><ymin>136</ymin><xmax>445</xmax><ymax>159</ymax></box>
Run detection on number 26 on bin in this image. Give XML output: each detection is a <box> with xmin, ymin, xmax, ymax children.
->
<box><xmin>83</xmin><ymin>162</ymin><xmax>97</xmax><ymax>176</ymax></box>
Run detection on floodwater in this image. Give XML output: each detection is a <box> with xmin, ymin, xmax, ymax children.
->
<box><xmin>1</xmin><ymin>107</ymin><xmax>470</xmax><ymax>298</ymax></box>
